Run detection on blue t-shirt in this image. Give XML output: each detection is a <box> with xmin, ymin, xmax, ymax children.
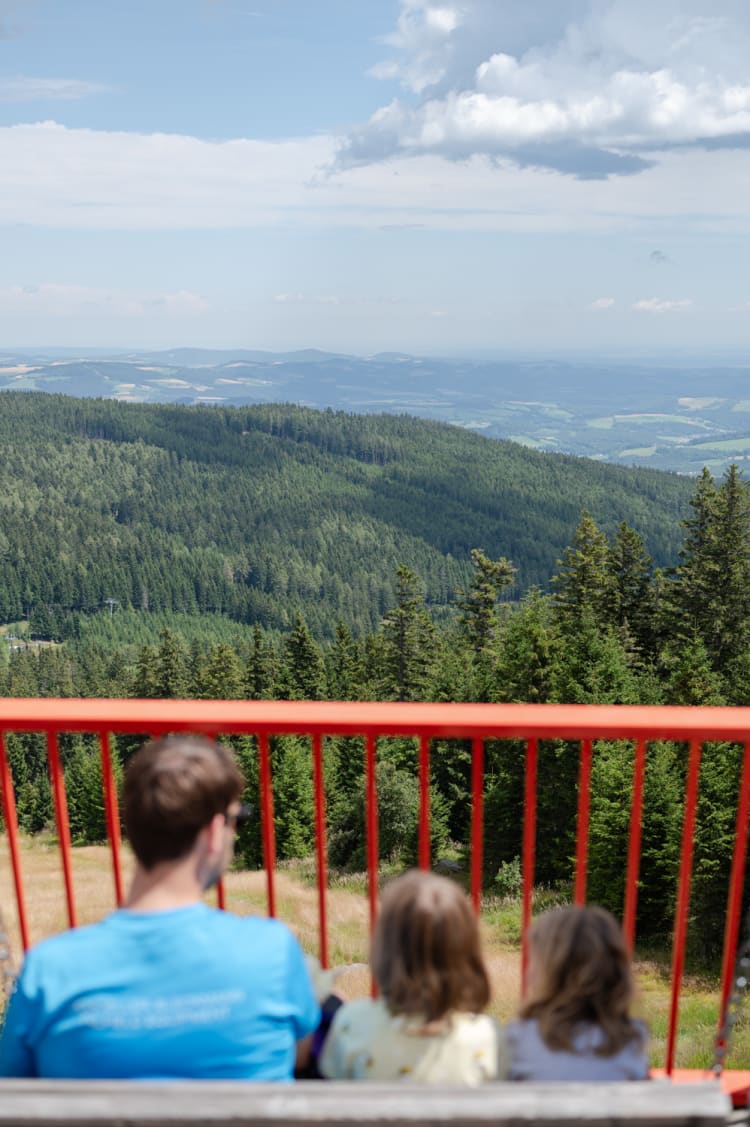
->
<box><xmin>0</xmin><ymin>904</ymin><xmax>320</xmax><ymax>1080</ymax></box>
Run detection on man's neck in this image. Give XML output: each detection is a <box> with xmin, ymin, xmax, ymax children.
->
<box><xmin>125</xmin><ymin>856</ymin><xmax>205</xmax><ymax>912</ymax></box>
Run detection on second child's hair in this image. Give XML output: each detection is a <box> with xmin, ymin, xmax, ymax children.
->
<box><xmin>520</xmin><ymin>905</ymin><xmax>640</xmax><ymax>1057</ymax></box>
<box><xmin>371</xmin><ymin>870</ymin><xmax>490</xmax><ymax>1025</ymax></box>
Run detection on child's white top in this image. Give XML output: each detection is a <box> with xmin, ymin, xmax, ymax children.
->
<box><xmin>505</xmin><ymin>1018</ymin><xmax>649</xmax><ymax>1082</ymax></box>
<box><xmin>319</xmin><ymin>997</ymin><xmax>505</xmax><ymax>1083</ymax></box>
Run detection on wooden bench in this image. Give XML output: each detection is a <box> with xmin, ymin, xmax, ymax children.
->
<box><xmin>0</xmin><ymin>1080</ymin><xmax>731</xmax><ymax>1127</ymax></box>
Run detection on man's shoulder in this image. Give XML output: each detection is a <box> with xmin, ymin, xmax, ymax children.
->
<box><xmin>17</xmin><ymin>916</ymin><xmax>118</xmax><ymax>986</ymax></box>
<box><xmin>26</xmin><ymin>917</ymin><xmax>113</xmax><ymax>959</ymax></box>
<box><xmin>204</xmin><ymin>909</ymin><xmax>299</xmax><ymax>943</ymax></box>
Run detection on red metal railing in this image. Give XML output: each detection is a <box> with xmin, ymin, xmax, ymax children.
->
<box><xmin>2</xmin><ymin>699</ymin><xmax>750</xmax><ymax>1092</ymax></box>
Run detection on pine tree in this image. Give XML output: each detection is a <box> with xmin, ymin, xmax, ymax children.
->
<box><xmin>457</xmin><ymin>549</ymin><xmax>516</xmax><ymax>659</ymax></box>
<box><xmin>670</xmin><ymin>467</ymin><xmax>720</xmax><ymax>650</ymax></box>
<box><xmin>131</xmin><ymin>644</ymin><xmax>160</xmax><ymax>698</ymax></box>
<box><xmin>607</xmin><ymin>522</ymin><xmax>655</xmax><ymax>655</ymax></box>
<box><xmin>154</xmin><ymin>627</ymin><xmax>189</xmax><ymax>698</ymax></box>
<box><xmin>712</xmin><ymin>465</ymin><xmax>750</xmax><ymax>672</ymax></box>
<box><xmin>197</xmin><ymin>643</ymin><xmax>243</xmax><ymax>700</ymax></box>
<box><xmin>328</xmin><ymin>621</ymin><xmax>361</xmax><ymax>700</ymax></box>
<box><xmin>552</xmin><ymin>512</ymin><xmax>614</xmax><ymax>633</ymax></box>
<box><xmin>245</xmin><ymin>624</ymin><xmax>275</xmax><ymax>700</ymax></box>
<box><xmin>670</xmin><ymin>465</ymin><xmax>750</xmax><ymax>685</ymax></box>
<box><xmin>495</xmin><ymin>590</ymin><xmax>554</xmax><ymax>704</ymax></box>
<box><xmin>380</xmin><ymin>565</ymin><xmax>435</xmax><ymax>702</ymax></box>
<box><xmin>272</xmin><ymin>737</ymin><xmax>314</xmax><ymax>859</ymax></box>
<box><xmin>281</xmin><ymin>615</ymin><xmax>326</xmax><ymax>700</ymax></box>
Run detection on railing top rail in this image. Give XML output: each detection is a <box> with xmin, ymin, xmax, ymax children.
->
<box><xmin>2</xmin><ymin>699</ymin><xmax>750</xmax><ymax>741</ymax></box>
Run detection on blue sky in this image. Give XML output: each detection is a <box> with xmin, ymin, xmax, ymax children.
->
<box><xmin>1</xmin><ymin>0</ymin><xmax>750</xmax><ymax>354</ymax></box>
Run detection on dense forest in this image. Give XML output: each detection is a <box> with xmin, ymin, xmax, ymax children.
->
<box><xmin>0</xmin><ymin>391</ymin><xmax>692</xmax><ymax>638</ymax></box>
<box><xmin>1</xmin><ymin>392</ymin><xmax>749</xmax><ymax>954</ymax></box>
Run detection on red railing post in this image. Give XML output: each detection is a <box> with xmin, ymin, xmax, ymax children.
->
<box><xmin>0</xmin><ymin>731</ymin><xmax>30</xmax><ymax>951</ymax></box>
<box><xmin>666</xmin><ymin>738</ymin><xmax>702</xmax><ymax>1075</ymax></box>
<box><xmin>574</xmin><ymin>738</ymin><xmax>593</xmax><ymax>905</ymax></box>
<box><xmin>46</xmin><ymin>731</ymin><xmax>78</xmax><ymax>929</ymax></box>
<box><xmin>470</xmin><ymin>737</ymin><xmax>484</xmax><ymax>913</ymax></box>
<box><xmin>717</xmin><ymin>741</ymin><xmax>750</xmax><ymax>1040</ymax></box>
<box><xmin>258</xmin><ymin>733</ymin><xmax>277</xmax><ymax>918</ymax></box>
<box><xmin>365</xmin><ymin>732</ymin><xmax>379</xmax><ymax>998</ymax></box>
<box><xmin>623</xmin><ymin>737</ymin><xmax>647</xmax><ymax>951</ymax></box>
<box><xmin>312</xmin><ymin>733</ymin><xmax>329</xmax><ymax>968</ymax></box>
<box><xmin>418</xmin><ymin>734</ymin><xmax>431</xmax><ymax>871</ymax></box>
<box><xmin>522</xmin><ymin>737</ymin><xmax>538</xmax><ymax>994</ymax></box>
<box><xmin>98</xmin><ymin>732</ymin><xmax>124</xmax><ymax>907</ymax></box>
<box><xmin>365</xmin><ymin>733</ymin><xmax>379</xmax><ymax>932</ymax></box>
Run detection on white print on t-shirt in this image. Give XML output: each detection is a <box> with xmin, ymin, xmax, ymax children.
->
<box><xmin>72</xmin><ymin>990</ymin><xmax>247</xmax><ymax>1031</ymax></box>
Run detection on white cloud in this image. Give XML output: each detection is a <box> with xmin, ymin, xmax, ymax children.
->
<box><xmin>632</xmin><ymin>297</ymin><xmax>693</xmax><ymax>313</ymax></box>
<box><xmin>0</xmin><ymin>77</ymin><xmax>109</xmax><ymax>101</ymax></box>
<box><xmin>589</xmin><ymin>297</ymin><xmax>616</xmax><ymax>310</ymax></box>
<box><xmin>375</xmin><ymin>1</ymin><xmax>465</xmax><ymax>94</ymax></box>
<box><xmin>342</xmin><ymin>0</ymin><xmax>750</xmax><ymax>177</ymax></box>
<box><xmin>0</xmin><ymin>283</ymin><xmax>209</xmax><ymax>317</ymax></box>
<box><xmin>1</xmin><ymin>118</ymin><xmax>750</xmax><ymax>237</ymax></box>
<box><xmin>0</xmin><ymin>121</ymin><xmax>335</xmax><ymax>229</ymax></box>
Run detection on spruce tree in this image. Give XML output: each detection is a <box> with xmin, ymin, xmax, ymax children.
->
<box><xmin>552</xmin><ymin>511</ymin><xmax>614</xmax><ymax>633</ymax></box>
<box><xmin>607</xmin><ymin>522</ymin><xmax>655</xmax><ymax>656</ymax></box>
<box><xmin>670</xmin><ymin>465</ymin><xmax>750</xmax><ymax>690</ymax></box>
<box><xmin>380</xmin><ymin>565</ymin><xmax>434</xmax><ymax>702</ymax></box>
<box><xmin>197</xmin><ymin>643</ymin><xmax>243</xmax><ymax>700</ymax></box>
<box><xmin>245</xmin><ymin>624</ymin><xmax>275</xmax><ymax>700</ymax></box>
<box><xmin>457</xmin><ymin>549</ymin><xmax>516</xmax><ymax>659</ymax></box>
<box><xmin>281</xmin><ymin>615</ymin><xmax>326</xmax><ymax>700</ymax></box>
<box><xmin>131</xmin><ymin>644</ymin><xmax>160</xmax><ymax>698</ymax></box>
<box><xmin>329</xmin><ymin>621</ymin><xmax>361</xmax><ymax>700</ymax></box>
<box><xmin>670</xmin><ymin>467</ymin><xmax>720</xmax><ymax>652</ymax></box>
<box><xmin>154</xmin><ymin>627</ymin><xmax>189</xmax><ymax>698</ymax></box>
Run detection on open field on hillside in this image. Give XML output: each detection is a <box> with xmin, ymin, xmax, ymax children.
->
<box><xmin>1</xmin><ymin>836</ymin><xmax>747</xmax><ymax>1070</ymax></box>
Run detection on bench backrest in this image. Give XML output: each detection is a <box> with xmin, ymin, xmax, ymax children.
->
<box><xmin>0</xmin><ymin>1080</ymin><xmax>731</xmax><ymax>1127</ymax></box>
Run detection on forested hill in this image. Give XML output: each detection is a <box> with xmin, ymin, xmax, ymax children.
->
<box><xmin>0</xmin><ymin>391</ymin><xmax>692</xmax><ymax>637</ymax></box>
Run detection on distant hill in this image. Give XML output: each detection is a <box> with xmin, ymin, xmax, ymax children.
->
<box><xmin>0</xmin><ymin>392</ymin><xmax>691</xmax><ymax>637</ymax></box>
<box><xmin>2</xmin><ymin>348</ymin><xmax>750</xmax><ymax>472</ymax></box>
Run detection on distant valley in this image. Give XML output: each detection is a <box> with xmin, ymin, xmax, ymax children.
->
<box><xmin>2</xmin><ymin>347</ymin><xmax>750</xmax><ymax>474</ymax></box>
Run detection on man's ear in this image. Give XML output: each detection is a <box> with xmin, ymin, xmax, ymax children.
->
<box><xmin>204</xmin><ymin>811</ymin><xmax>227</xmax><ymax>857</ymax></box>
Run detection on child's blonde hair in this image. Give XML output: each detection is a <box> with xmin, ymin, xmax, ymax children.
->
<box><xmin>371</xmin><ymin>870</ymin><xmax>490</xmax><ymax>1024</ymax></box>
<box><xmin>520</xmin><ymin>905</ymin><xmax>641</xmax><ymax>1056</ymax></box>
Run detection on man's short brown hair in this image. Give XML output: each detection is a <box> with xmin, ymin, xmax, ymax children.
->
<box><xmin>372</xmin><ymin>870</ymin><xmax>490</xmax><ymax>1024</ymax></box>
<box><xmin>123</xmin><ymin>735</ymin><xmax>244</xmax><ymax>869</ymax></box>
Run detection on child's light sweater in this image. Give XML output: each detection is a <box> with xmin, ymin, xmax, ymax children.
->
<box><xmin>320</xmin><ymin>997</ymin><xmax>505</xmax><ymax>1083</ymax></box>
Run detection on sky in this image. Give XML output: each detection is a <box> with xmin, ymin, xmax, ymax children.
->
<box><xmin>1</xmin><ymin>0</ymin><xmax>750</xmax><ymax>354</ymax></box>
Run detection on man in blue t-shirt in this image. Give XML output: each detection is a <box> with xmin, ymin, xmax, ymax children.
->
<box><xmin>0</xmin><ymin>735</ymin><xmax>320</xmax><ymax>1080</ymax></box>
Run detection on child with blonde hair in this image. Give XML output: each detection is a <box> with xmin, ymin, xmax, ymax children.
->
<box><xmin>506</xmin><ymin>905</ymin><xmax>648</xmax><ymax>1081</ymax></box>
<box><xmin>320</xmin><ymin>870</ymin><xmax>504</xmax><ymax>1083</ymax></box>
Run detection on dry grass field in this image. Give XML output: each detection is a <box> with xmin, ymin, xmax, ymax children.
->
<box><xmin>1</xmin><ymin>834</ymin><xmax>747</xmax><ymax>1070</ymax></box>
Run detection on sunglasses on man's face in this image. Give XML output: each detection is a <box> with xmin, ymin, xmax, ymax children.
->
<box><xmin>224</xmin><ymin>803</ymin><xmax>253</xmax><ymax>829</ymax></box>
